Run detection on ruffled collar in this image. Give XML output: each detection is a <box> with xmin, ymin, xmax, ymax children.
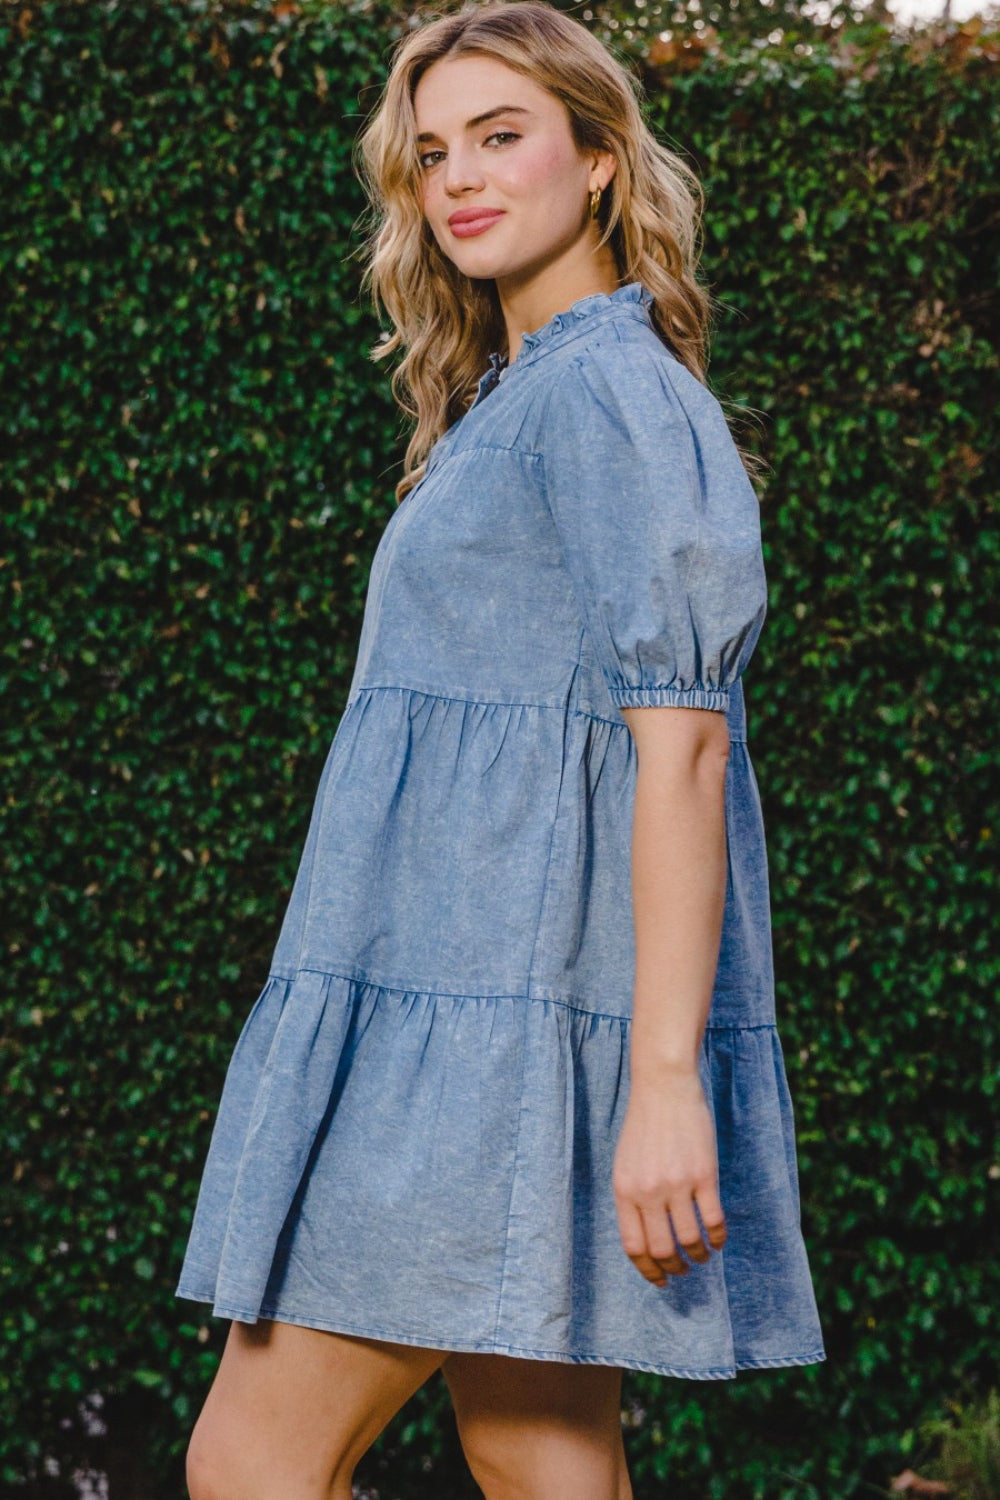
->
<box><xmin>478</xmin><ymin>281</ymin><xmax>654</xmax><ymax>395</ymax></box>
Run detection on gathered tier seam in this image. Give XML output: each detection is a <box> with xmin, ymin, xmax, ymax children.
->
<box><xmin>265</xmin><ymin>967</ymin><xmax>775</xmax><ymax>1030</ymax></box>
<box><xmin>348</xmin><ymin>681</ymin><xmax>748</xmax><ymax>742</ymax></box>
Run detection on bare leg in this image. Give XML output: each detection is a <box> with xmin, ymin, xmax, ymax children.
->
<box><xmin>442</xmin><ymin>1352</ymin><xmax>633</xmax><ymax>1500</ymax></box>
<box><xmin>185</xmin><ymin>1318</ymin><xmax>447</xmax><ymax>1500</ymax></box>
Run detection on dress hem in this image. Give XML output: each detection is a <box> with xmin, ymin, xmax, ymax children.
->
<box><xmin>174</xmin><ymin>1285</ymin><xmax>825</xmax><ymax>1381</ymax></box>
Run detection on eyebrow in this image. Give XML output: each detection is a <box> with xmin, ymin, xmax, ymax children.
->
<box><xmin>415</xmin><ymin>105</ymin><xmax>533</xmax><ymax>145</ymax></box>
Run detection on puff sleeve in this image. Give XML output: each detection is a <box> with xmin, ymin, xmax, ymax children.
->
<box><xmin>539</xmin><ymin>339</ymin><xmax>768</xmax><ymax>713</ymax></box>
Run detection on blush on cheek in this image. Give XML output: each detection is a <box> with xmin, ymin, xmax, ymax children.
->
<box><xmin>503</xmin><ymin>138</ymin><xmax>576</xmax><ymax>196</ymax></box>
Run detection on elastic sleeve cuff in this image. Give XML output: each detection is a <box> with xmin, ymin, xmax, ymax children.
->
<box><xmin>607</xmin><ymin>685</ymin><xmax>731</xmax><ymax>712</ymax></box>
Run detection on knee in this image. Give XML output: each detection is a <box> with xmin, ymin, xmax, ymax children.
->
<box><xmin>454</xmin><ymin>1415</ymin><xmax>548</xmax><ymax>1500</ymax></box>
<box><xmin>454</xmin><ymin>1411</ymin><xmax>630</xmax><ymax>1500</ymax></box>
<box><xmin>185</xmin><ymin>1418</ymin><xmax>266</xmax><ymax>1500</ymax></box>
<box><xmin>454</xmin><ymin>1421</ymin><xmax>512</xmax><ymax>1500</ymax></box>
<box><xmin>185</xmin><ymin>1421</ymin><xmax>230</xmax><ymax>1500</ymax></box>
<box><xmin>185</xmin><ymin>1413</ymin><xmax>355</xmax><ymax>1500</ymax></box>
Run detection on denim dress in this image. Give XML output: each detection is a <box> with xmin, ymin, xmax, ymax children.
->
<box><xmin>176</xmin><ymin>281</ymin><xmax>826</xmax><ymax>1379</ymax></box>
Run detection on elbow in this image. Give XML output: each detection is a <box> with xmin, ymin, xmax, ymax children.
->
<box><xmin>692</xmin><ymin>717</ymin><xmax>731</xmax><ymax>790</ymax></box>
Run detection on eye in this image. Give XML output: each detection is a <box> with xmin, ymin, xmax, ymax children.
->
<box><xmin>417</xmin><ymin>129</ymin><xmax>522</xmax><ymax>170</ymax></box>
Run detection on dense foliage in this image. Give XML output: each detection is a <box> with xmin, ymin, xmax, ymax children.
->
<box><xmin>1</xmin><ymin>2</ymin><xmax>997</xmax><ymax>1495</ymax></box>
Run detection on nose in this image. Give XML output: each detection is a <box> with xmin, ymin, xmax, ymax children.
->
<box><xmin>442</xmin><ymin>141</ymin><xmax>485</xmax><ymax>197</ymax></box>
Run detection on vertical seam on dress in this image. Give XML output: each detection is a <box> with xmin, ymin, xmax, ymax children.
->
<box><xmin>491</xmin><ymin>649</ymin><xmax>582</xmax><ymax>1343</ymax></box>
<box><xmin>489</xmin><ymin>997</ymin><xmax>531</xmax><ymax>1345</ymax></box>
<box><xmin>523</xmin><ymin>640</ymin><xmax>584</xmax><ymax>998</ymax></box>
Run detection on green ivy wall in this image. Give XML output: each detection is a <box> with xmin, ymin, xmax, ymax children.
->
<box><xmin>1</xmin><ymin>2</ymin><xmax>997</xmax><ymax>1495</ymax></box>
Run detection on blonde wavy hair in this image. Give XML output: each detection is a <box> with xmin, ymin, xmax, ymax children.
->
<box><xmin>354</xmin><ymin>0</ymin><xmax>723</xmax><ymax>504</ymax></box>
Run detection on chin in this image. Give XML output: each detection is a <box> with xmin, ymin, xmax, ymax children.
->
<box><xmin>451</xmin><ymin>256</ymin><xmax>510</xmax><ymax>283</ymax></box>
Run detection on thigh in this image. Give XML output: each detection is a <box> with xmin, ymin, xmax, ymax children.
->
<box><xmin>442</xmin><ymin>1352</ymin><xmax>632</xmax><ymax>1500</ymax></box>
<box><xmin>187</xmin><ymin>1318</ymin><xmax>447</xmax><ymax>1500</ymax></box>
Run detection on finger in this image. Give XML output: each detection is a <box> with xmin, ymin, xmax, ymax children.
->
<box><xmin>616</xmin><ymin>1197</ymin><xmax>666</xmax><ymax>1283</ymax></box>
<box><xmin>668</xmin><ymin>1202</ymin><xmax>711</xmax><ymax>1265</ymax></box>
<box><xmin>695</xmin><ymin>1185</ymin><xmax>727</xmax><ymax>1251</ymax></box>
<box><xmin>639</xmin><ymin>1204</ymin><xmax>689</xmax><ymax>1278</ymax></box>
<box><xmin>633</xmin><ymin>1252</ymin><xmax>671</xmax><ymax>1287</ymax></box>
<box><xmin>616</xmin><ymin>1198</ymin><xmax>679</xmax><ymax>1286</ymax></box>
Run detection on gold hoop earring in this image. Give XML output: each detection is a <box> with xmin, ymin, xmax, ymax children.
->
<box><xmin>589</xmin><ymin>186</ymin><xmax>602</xmax><ymax>221</ymax></box>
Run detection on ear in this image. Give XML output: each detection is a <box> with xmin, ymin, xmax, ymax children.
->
<box><xmin>591</xmin><ymin>147</ymin><xmax>618</xmax><ymax>192</ymax></box>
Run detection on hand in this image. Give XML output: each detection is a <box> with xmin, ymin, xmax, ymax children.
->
<box><xmin>612</xmin><ymin>1070</ymin><xmax>727</xmax><ymax>1287</ymax></box>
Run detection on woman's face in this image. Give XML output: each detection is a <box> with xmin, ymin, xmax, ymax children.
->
<box><xmin>413</xmin><ymin>53</ymin><xmax>605</xmax><ymax>290</ymax></box>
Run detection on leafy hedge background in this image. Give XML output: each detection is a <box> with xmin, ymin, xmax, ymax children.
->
<box><xmin>1</xmin><ymin>1</ymin><xmax>997</xmax><ymax>1495</ymax></box>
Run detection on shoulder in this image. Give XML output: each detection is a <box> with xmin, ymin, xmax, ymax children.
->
<box><xmin>538</xmin><ymin>319</ymin><xmax>727</xmax><ymax>444</ymax></box>
<box><xmin>531</xmin><ymin>318</ymin><xmax>757</xmax><ymax>519</ymax></box>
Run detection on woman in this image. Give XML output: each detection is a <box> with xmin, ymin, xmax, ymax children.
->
<box><xmin>178</xmin><ymin>3</ymin><xmax>825</xmax><ymax>1496</ymax></box>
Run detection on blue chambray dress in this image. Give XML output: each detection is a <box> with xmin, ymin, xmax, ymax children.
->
<box><xmin>175</xmin><ymin>281</ymin><xmax>826</xmax><ymax>1379</ymax></box>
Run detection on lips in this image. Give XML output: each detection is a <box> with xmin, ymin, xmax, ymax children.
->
<box><xmin>448</xmin><ymin>210</ymin><xmax>506</xmax><ymax>238</ymax></box>
<box><xmin>448</xmin><ymin>208</ymin><xmax>504</xmax><ymax>227</ymax></box>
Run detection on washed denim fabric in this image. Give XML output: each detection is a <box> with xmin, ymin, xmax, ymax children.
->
<box><xmin>176</xmin><ymin>281</ymin><xmax>826</xmax><ymax>1378</ymax></box>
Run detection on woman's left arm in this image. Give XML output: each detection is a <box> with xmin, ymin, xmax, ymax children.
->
<box><xmin>614</xmin><ymin>703</ymin><xmax>731</xmax><ymax>1289</ymax></box>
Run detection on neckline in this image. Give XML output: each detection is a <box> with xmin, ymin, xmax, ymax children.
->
<box><xmin>485</xmin><ymin>280</ymin><xmax>654</xmax><ymax>381</ymax></box>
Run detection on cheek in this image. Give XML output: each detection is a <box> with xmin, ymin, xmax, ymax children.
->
<box><xmin>501</xmin><ymin>141</ymin><xmax>578</xmax><ymax>199</ymax></box>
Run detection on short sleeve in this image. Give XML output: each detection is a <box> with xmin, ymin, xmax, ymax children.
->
<box><xmin>539</xmin><ymin>339</ymin><xmax>768</xmax><ymax>713</ymax></box>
